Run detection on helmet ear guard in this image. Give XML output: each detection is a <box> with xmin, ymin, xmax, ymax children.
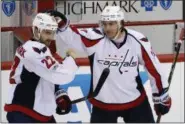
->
<box><xmin>32</xmin><ymin>26</ymin><xmax>41</xmax><ymax>40</ymax></box>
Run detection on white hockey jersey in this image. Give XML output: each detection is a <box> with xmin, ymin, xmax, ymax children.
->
<box><xmin>56</xmin><ymin>26</ymin><xmax>169</xmax><ymax>111</ymax></box>
<box><xmin>4</xmin><ymin>40</ymin><xmax>78</xmax><ymax>122</ymax></box>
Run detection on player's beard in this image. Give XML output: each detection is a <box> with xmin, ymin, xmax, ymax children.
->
<box><xmin>44</xmin><ymin>40</ymin><xmax>51</xmax><ymax>47</ymax></box>
<box><xmin>40</xmin><ymin>38</ymin><xmax>51</xmax><ymax>47</ymax></box>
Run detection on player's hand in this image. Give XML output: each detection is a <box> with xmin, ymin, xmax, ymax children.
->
<box><xmin>66</xmin><ymin>49</ymin><xmax>77</xmax><ymax>59</ymax></box>
<box><xmin>55</xmin><ymin>89</ymin><xmax>72</xmax><ymax>115</ymax></box>
<box><xmin>152</xmin><ymin>89</ymin><xmax>172</xmax><ymax>116</ymax></box>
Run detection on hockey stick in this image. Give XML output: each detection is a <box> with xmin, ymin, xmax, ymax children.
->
<box><xmin>119</xmin><ymin>49</ymin><xmax>129</xmax><ymax>74</ymax></box>
<box><xmin>71</xmin><ymin>68</ymin><xmax>110</xmax><ymax>104</ymax></box>
<box><xmin>156</xmin><ymin>33</ymin><xmax>184</xmax><ymax>123</ymax></box>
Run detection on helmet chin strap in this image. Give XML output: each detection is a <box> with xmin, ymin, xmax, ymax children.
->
<box><xmin>112</xmin><ymin>29</ymin><xmax>121</xmax><ymax>41</ymax></box>
<box><xmin>111</xmin><ymin>21</ymin><xmax>122</xmax><ymax>42</ymax></box>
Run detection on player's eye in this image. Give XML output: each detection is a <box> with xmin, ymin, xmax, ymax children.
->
<box><xmin>45</xmin><ymin>31</ymin><xmax>53</xmax><ymax>35</ymax></box>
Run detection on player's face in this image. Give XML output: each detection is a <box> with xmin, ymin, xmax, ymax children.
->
<box><xmin>102</xmin><ymin>21</ymin><xmax>119</xmax><ymax>39</ymax></box>
<box><xmin>40</xmin><ymin>29</ymin><xmax>56</xmax><ymax>46</ymax></box>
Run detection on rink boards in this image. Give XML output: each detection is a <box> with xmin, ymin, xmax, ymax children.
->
<box><xmin>1</xmin><ymin>62</ymin><xmax>184</xmax><ymax>123</ymax></box>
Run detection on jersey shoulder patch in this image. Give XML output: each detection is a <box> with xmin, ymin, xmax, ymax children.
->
<box><xmin>140</xmin><ymin>37</ymin><xmax>149</xmax><ymax>42</ymax></box>
<box><xmin>19</xmin><ymin>40</ymin><xmax>50</xmax><ymax>59</ymax></box>
<box><xmin>32</xmin><ymin>46</ymin><xmax>47</xmax><ymax>54</ymax></box>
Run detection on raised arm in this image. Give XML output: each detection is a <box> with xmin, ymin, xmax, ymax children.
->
<box><xmin>46</xmin><ymin>10</ymin><xmax>104</xmax><ymax>56</ymax></box>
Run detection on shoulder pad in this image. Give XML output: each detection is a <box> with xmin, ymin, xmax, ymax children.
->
<box><xmin>127</xmin><ymin>28</ymin><xmax>145</xmax><ymax>40</ymax></box>
<box><xmin>127</xmin><ymin>28</ymin><xmax>150</xmax><ymax>43</ymax></box>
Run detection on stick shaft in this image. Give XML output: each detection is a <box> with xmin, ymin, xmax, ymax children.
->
<box><xmin>156</xmin><ymin>43</ymin><xmax>181</xmax><ymax>123</ymax></box>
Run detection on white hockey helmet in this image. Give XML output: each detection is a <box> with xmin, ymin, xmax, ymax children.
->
<box><xmin>32</xmin><ymin>13</ymin><xmax>58</xmax><ymax>40</ymax></box>
<box><xmin>100</xmin><ymin>6</ymin><xmax>125</xmax><ymax>40</ymax></box>
<box><xmin>100</xmin><ymin>6</ymin><xmax>124</xmax><ymax>22</ymax></box>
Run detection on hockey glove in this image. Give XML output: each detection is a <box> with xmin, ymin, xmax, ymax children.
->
<box><xmin>45</xmin><ymin>10</ymin><xmax>69</xmax><ymax>30</ymax></box>
<box><xmin>152</xmin><ymin>89</ymin><xmax>172</xmax><ymax>116</ymax></box>
<box><xmin>55</xmin><ymin>89</ymin><xmax>72</xmax><ymax>115</ymax></box>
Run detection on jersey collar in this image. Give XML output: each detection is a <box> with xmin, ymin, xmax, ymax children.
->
<box><xmin>111</xmin><ymin>28</ymin><xmax>128</xmax><ymax>49</ymax></box>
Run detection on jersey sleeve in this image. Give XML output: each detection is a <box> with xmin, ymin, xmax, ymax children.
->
<box><xmin>16</xmin><ymin>45</ymin><xmax>78</xmax><ymax>85</ymax></box>
<box><xmin>138</xmin><ymin>37</ymin><xmax>169</xmax><ymax>94</ymax></box>
<box><xmin>56</xmin><ymin>21</ymin><xmax>104</xmax><ymax>56</ymax></box>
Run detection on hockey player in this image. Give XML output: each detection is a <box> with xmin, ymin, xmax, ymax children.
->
<box><xmin>4</xmin><ymin>13</ymin><xmax>78</xmax><ymax>123</ymax></box>
<box><xmin>47</xmin><ymin>6</ymin><xmax>172</xmax><ymax>123</ymax></box>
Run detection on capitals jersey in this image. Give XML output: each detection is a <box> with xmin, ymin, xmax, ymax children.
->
<box><xmin>56</xmin><ymin>25</ymin><xmax>169</xmax><ymax>111</ymax></box>
<box><xmin>4</xmin><ymin>40</ymin><xmax>78</xmax><ymax>122</ymax></box>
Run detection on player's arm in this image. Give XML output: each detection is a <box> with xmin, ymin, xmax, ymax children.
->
<box><xmin>138</xmin><ymin>37</ymin><xmax>171</xmax><ymax>115</ymax></box>
<box><xmin>16</xmin><ymin>46</ymin><xmax>78</xmax><ymax>85</ymax></box>
<box><xmin>46</xmin><ymin>10</ymin><xmax>104</xmax><ymax>56</ymax></box>
<box><xmin>138</xmin><ymin>38</ymin><xmax>169</xmax><ymax>93</ymax></box>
